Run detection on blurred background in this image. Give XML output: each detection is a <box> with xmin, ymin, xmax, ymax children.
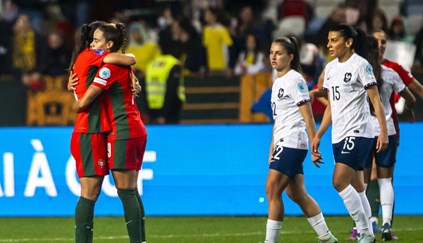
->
<box><xmin>0</xmin><ymin>0</ymin><xmax>422</xmax><ymax>126</ymax></box>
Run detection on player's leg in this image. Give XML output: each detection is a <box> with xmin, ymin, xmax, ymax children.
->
<box><xmin>366</xmin><ymin>160</ymin><xmax>381</xmax><ymax>233</ymax></box>
<box><xmin>109</xmin><ymin>137</ymin><xmax>147</xmax><ymax>243</ymax></box>
<box><xmin>71</xmin><ymin>133</ymin><xmax>108</xmax><ymax>243</ymax></box>
<box><xmin>264</xmin><ymin>169</ymin><xmax>289</xmax><ymax>243</ymax></box>
<box><xmin>333</xmin><ymin>163</ymin><xmax>373</xmax><ymax>238</ymax></box>
<box><xmin>376</xmin><ymin>135</ymin><xmax>396</xmax><ymax>241</ymax></box>
<box><xmin>286</xmin><ymin>175</ymin><xmax>337</xmax><ymax>242</ymax></box>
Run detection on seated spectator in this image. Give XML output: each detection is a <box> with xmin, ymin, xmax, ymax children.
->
<box><xmin>234</xmin><ymin>33</ymin><xmax>265</xmax><ymax>76</ymax></box>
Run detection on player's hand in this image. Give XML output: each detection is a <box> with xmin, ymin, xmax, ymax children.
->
<box><xmin>376</xmin><ymin>131</ymin><xmax>389</xmax><ymax>153</ymax></box>
<box><xmin>72</xmin><ymin>101</ymin><xmax>80</xmax><ymax>112</ymax></box>
<box><xmin>403</xmin><ymin>106</ymin><xmax>415</xmax><ymax>123</ymax></box>
<box><xmin>311</xmin><ymin>136</ymin><xmax>321</xmax><ymax>157</ymax></box>
<box><xmin>311</xmin><ymin>154</ymin><xmax>324</xmax><ymax>168</ymax></box>
<box><xmin>67</xmin><ymin>72</ymin><xmax>78</xmax><ymax>91</ymax></box>
<box><xmin>130</xmin><ymin>71</ymin><xmax>141</xmax><ymax>96</ymax></box>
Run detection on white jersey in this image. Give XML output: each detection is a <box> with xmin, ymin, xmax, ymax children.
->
<box><xmin>324</xmin><ymin>53</ymin><xmax>377</xmax><ymax>143</ymax></box>
<box><xmin>371</xmin><ymin>66</ymin><xmax>405</xmax><ymax>136</ymax></box>
<box><xmin>271</xmin><ymin>70</ymin><xmax>310</xmax><ymax>150</ymax></box>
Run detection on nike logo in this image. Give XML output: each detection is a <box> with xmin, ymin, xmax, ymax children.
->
<box><xmin>126</xmin><ymin>220</ymin><xmax>133</xmax><ymax>225</ymax></box>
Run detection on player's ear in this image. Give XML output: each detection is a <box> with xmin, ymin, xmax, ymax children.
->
<box><xmin>106</xmin><ymin>41</ymin><xmax>114</xmax><ymax>51</ymax></box>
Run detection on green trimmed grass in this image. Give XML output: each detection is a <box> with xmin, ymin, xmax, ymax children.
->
<box><xmin>0</xmin><ymin>216</ymin><xmax>422</xmax><ymax>242</ymax></box>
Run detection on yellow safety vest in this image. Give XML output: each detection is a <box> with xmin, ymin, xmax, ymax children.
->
<box><xmin>145</xmin><ymin>55</ymin><xmax>186</xmax><ymax>109</ymax></box>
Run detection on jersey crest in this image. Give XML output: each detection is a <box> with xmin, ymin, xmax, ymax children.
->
<box><xmin>277</xmin><ymin>88</ymin><xmax>284</xmax><ymax>98</ymax></box>
<box><xmin>344</xmin><ymin>72</ymin><xmax>352</xmax><ymax>83</ymax></box>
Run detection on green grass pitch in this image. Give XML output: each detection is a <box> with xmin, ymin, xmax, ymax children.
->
<box><xmin>0</xmin><ymin>216</ymin><xmax>422</xmax><ymax>242</ymax></box>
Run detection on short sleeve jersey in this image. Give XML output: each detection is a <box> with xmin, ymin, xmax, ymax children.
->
<box><xmin>383</xmin><ymin>59</ymin><xmax>414</xmax><ymax>138</ymax></box>
<box><xmin>371</xmin><ymin>66</ymin><xmax>405</xmax><ymax>136</ymax></box>
<box><xmin>323</xmin><ymin>53</ymin><xmax>377</xmax><ymax>143</ymax></box>
<box><xmin>271</xmin><ymin>70</ymin><xmax>310</xmax><ymax>150</ymax></box>
<box><xmin>72</xmin><ymin>49</ymin><xmax>110</xmax><ymax>133</ymax></box>
<box><xmin>91</xmin><ymin>63</ymin><xmax>147</xmax><ymax>139</ymax></box>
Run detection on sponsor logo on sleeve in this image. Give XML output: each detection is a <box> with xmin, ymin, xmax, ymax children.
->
<box><xmin>93</xmin><ymin>77</ymin><xmax>107</xmax><ymax>86</ymax></box>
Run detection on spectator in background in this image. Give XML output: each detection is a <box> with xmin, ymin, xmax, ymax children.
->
<box><xmin>127</xmin><ymin>21</ymin><xmax>160</xmax><ymax>75</ymax></box>
<box><xmin>414</xmin><ymin>26</ymin><xmax>423</xmax><ymax>66</ymax></box>
<box><xmin>234</xmin><ymin>33</ymin><xmax>265</xmax><ymax>76</ymax></box>
<box><xmin>12</xmin><ymin>14</ymin><xmax>46</xmax><ymax>90</ymax></box>
<box><xmin>368</xmin><ymin>8</ymin><xmax>388</xmax><ymax>34</ymax></box>
<box><xmin>202</xmin><ymin>7</ymin><xmax>234</xmax><ymax>76</ymax></box>
<box><xmin>388</xmin><ymin>16</ymin><xmax>414</xmax><ymax>43</ymax></box>
<box><xmin>142</xmin><ymin>40</ymin><xmax>186</xmax><ymax>124</ymax></box>
<box><xmin>42</xmin><ymin>31</ymin><xmax>71</xmax><ymax>76</ymax></box>
<box><xmin>233</xmin><ymin>6</ymin><xmax>266</xmax><ymax>60</ymax></box>
<box><xmin>42</xmin><ymin>3</ymin><xmax>74</xmax><ymax>47</ymax></box>
<box><xmin>315</xmin><ymin>4</ymin><xmax>346</xmax><ymax>58</ymax></box>
<box><xmin>0</xmin><ymin>0</ymin><xmax>18</xmax><ymax>74</ymax></box>
<box><xmin>176</xmin><ymin>16</ymin><xmax>206</xmax><ymax>75</ymax></box>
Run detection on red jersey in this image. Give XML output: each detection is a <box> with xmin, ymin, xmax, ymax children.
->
<box><xmin>72</xmin><ymin>49</ymin><xmax>111</xmax><ymax>133</ymax></box>
<box><xmin>383</xmin><ymin>59</ymin><xmax>415</xmax><ymax>138</ymax></box>
<box><xmin>92</xmin><ymin>63</ymin><xmax>147</xmax><ymax>139</ymax></box>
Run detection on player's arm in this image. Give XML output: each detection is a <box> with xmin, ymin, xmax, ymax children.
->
<box><xmin>367</xmin><ymin>85</ymin><xmax>388</xmax><ymax>152</ymax></box>
<box><xmin>298</xmin><ymin>101</ymin><xmax>323</xmax><ymax>166</ymax></box>
<box><xmin>399</xmin><ymin>87</ymin><xmax>416</xmax><ymax>122</ymax></box>
<box><xmin>72</xmin><ymin>85</ymin><xmax>103</xmax><ymax>112</ymax></box>
<box><xmin>311</xmin><ymin>90</ymin><xmax>331</xmax><ymax>157</ymax></box>
<box><xmin>407</xmin><ymin>78</ymin><xmax>423</xmax><ymax>100</ymax></box>
<box><xmin>67</xmin><ymin>71</ymin><xmax>78</xmax><ymax>91</ymax></box>
<box><xmin>104</xmin><ymin>53</ymin><xmax>136</xmax><ymax>66</ymax></box>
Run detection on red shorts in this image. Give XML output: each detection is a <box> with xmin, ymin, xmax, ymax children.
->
<box><xmin>70</xmin><ymin>132</ymin><xmax>108</xmax><ymax>178</ymax></box>
<box><xmin>107</xmin><ymin>136</ymin><xmax>147</xmax><ymax>170</ymax></box>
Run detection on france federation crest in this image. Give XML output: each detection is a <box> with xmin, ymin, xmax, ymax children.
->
<box><xmin>344</xmin><ymin>72</ymin><xmax>352</xmax><ymax>83</ymax></box>
<box><xmin>99</xmin><ymin>67</ymin><xmax>111</xmax><ymax>79</ymax></box>
<box><xmin>278</xmin><ymin>88</ymin><xmax>284</xmax><ymax>98</ymax></box>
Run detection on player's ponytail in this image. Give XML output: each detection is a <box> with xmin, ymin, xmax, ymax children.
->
<box><xmin>115</xmin><ymin>23</ymin><xmax>128</xmax><ymax>54</ymax></box>
<box><xmin>367</xmin><ymin>36</ymin><xmax>383</xmax><ymax>89</ymax></box>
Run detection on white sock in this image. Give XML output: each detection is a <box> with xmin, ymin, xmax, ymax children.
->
<box><xmin>265</xmin><ymin>219</ymin><xmax>282</xmax><ymax>243</ymax></box>
<box><xmin>307</xmin><ymin>212</ymin><xmax>331</xmax><ymax>241</ymax></box>
<box><xmin>358</xmin><ymin>191</ymin><xmax>374</xmax><ymax>235</ymax></box>
<box><xmin>378</xmin><ymin>178</ymin><xmax>394</xmax><ymax>226</ymax></box>
<box><xmin>339</xmin><ymin>185</ymin><xmax>371</xmax><ymax>236</ymax></box>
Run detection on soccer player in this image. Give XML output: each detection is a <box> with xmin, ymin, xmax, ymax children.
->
<box><xmin>73</xmin><ymin>23</ymin><xmax>148</xmax><ymax>243</ymax></box>
<box><xmin>363</xmin><ymin>36</ymin><xmax>416</xmax><ymax>241</ymax></box>
<box><xmin>363</xmin><ymin>29</ymin><xmax>422</xmax><ymax>240</ymax></box>
<box><xmin>264</xmin><ymin>36</ymin><xmax>338</xmax><ymax>243</ymax></box>
<box><xmin>68</xmin><ymin>21</ymin><xmax>139</xmax><ymax>243</ymax></box>
<box><xmin>311</xmin><ymin>24</ymin><xmax>389</xmax><ymax>243</ymax></box>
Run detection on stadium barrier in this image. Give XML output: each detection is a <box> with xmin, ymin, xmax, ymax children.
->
<box><xmin>0</xmin><ymin>123</ymin><xmax>422</xmax><ymax>217</ymax></box>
